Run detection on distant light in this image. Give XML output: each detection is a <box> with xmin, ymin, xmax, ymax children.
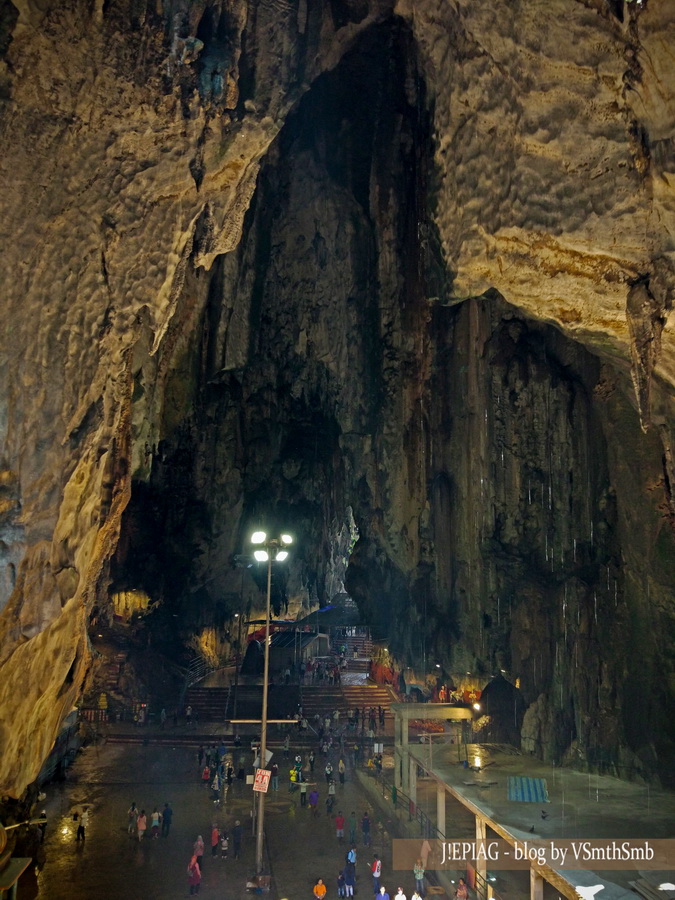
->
<box><xmin>473</xmin><ymin>703</ymin><xmax>481</xmax><ymax>711</ymax></box>
<box><xmin>275</xmin><ymin>550</ymin><xmax>288</xmax><ymax>562</ymax></box>
<box><xmin>254</xmin><ymin>550</ymin><xmax>269</xmax><ymax>562</ymax></box>
<box><xmin>280</xmin><ymin>534</ymin><xmax>293</xmax><ymax>545</ymax></box>
<box><xmin>490</xmin><ymin>878</ymin><xmax>497</xmax><ymax>883</ymax></box>
<box><xmin>97</xmin><ymin>633</ymin><xmax>103</xmax><ymax>637</ymax></box>
<box><xmin>384</xmin><ymin>649</ymin><xmax>389</xmax><ymax>654</ymax></box>
<box><xmin>474</xmin><ymin>756</ymin><xmax>481</xmax><ymax>768</ymax></box>
<box><xmin>234</xmin><ymin>613</ymin><xmax>239</xmax><ymax>618</ymax></box>
<box><xmin>61</xmin><ymin>827</ymin><xmax>68</xmax><ymax>835</ymax></box>
<box><xmin>435</xmin><ymin>664</ymin><xmax>441</xmax><ymax>669</ymax></box>
<box><xmin>251</xmin><ymin>531</ymin><xmax>267</xmax><ymax>544</ymax></box>
<box><xmin>658</xmin><ymin>887</ymin><xmax>675</xmax><ymax>892</ymax></box>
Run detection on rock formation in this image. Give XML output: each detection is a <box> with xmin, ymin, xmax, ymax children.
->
<box><xmin>0</xmin><ymin>0</ymin><xmax>674</xmax><ymax>796</ymax></box>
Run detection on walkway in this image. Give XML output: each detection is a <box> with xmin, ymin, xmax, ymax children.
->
<box><xmin>20</xmin><ymin>730</ymin><xmax>404</xmax><ymax>899</ymax></box>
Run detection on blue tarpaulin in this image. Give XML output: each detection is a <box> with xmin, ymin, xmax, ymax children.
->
<box><xmin>507</xmin><ymin>776</ymin><xmax>549</xmax><ymax>803</ymax></box>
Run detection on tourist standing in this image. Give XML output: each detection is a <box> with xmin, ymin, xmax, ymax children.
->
<box><xmin>211</xmin><ymin>824</ymin><xmax>219</xmax><ymax>856</ymax></box>
<box><xmin>150</xmin><ymin>807</ymin><xmax>161</xmax><ymax>838</ymax></box>
<box><xmin>348</xmin><ymin>812</ymin><xmax>357</xmax><ymax>845</ymax></box>
<box><xmin>309</xmin><ymin>789</ymin><xmax>319</xmax><ymax>817</ymax></box>
<box><xmin>346</xmin><ymin>846</ymin><xmax>357</xmax><ymax>869</ymax></box>
<box><xmin>137</xmin><ymin>810</ymin><xmax>147</xmax><ymax>841</ymax></box>
<box><xmin>232</xmin><ymin>820</ymin><xmax>242</xmax><ymax>858</ymax></box>
<box><xmin>162</xmin><ymin>803</ymin><xmax>173</xmax><ymax>837</ymax></box>
<box><xmin>345</xmin><ymin>865</ymin><xmax>356</xmax><ymax>898</ymax></box>
<box><xmin>38</xmin><ymin>810</ymin><xmax>47</xmax><ymax>843</ymax></box>
<box><xmin>371</xmin><ymin>855</ymin><xmax>382</xmax><ymax>892</ymax></box>
<box><xmin>211</xmin><ymin>772</ymin><xmax>221</xmax><ymax>804</ymax></box>
<box><xmin>127</xmin><ymin>802</ymin><xmax>138</xmax><ymax>835</ymax></box>
<box><xmin>338</xmin><ymin>758</ymin><xmax>346</xmax><ymax>785</ymax></box>
<box><xmin>455</xmin><ymin>879</ymin><xmax>468</xmax><ymax>900</ymax></box>
<box><xmin>314</xmin><ymin>878</ymin><xmax>327</xmax><ymax>900</ymax></box>
<box><xmin>335</xmin><ymin>810</ymin><xmax>345</xmax><ymax>843</ymax></box>
<box><xmin>413</xmin><ymin>859</ymin><xmax>425</xmax><ymax>895</ymax></box>
<box><xmin>187</xmin><ymin>855</ymin><xmax>201</xmax><ymax>895</ymax></box>
<box><xmin>194</xmin><ymin>835</ymin><xmax>204</xmax><ymax>872</ymax></box>
<box><xmin>362</xmin><ymin>812</ymin><xmax>371</xmax><ymax>846</ymax></box>
<box><xmin>271</xmin><ymin>762</ymin><xmax>279</xmax><ymax>791</ymax></box>
<box><xmin>76</xmin><ymin>808</ymin><xmax>88</xmax><ymax>841</ymax></box>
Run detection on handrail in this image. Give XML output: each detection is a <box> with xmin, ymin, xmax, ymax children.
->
<box><xmin>362</xmin><ymin>765</ymin><xmax>445</xmax><ymax>840</ymax></box>
<box><xmin>177</xmin><ymin>657</ymin><xmax>219</xmax><ymax>714</ymax></box>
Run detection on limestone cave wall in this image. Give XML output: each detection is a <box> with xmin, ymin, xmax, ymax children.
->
<box><xmin>0</xmin><ymin>0</ymin><xmax>674</xmax><ymax>796</ymax></box>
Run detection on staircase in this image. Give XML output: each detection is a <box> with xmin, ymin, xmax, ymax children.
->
<box><xmin>229</xmin><ymin>684</ymin><xmax>301</xmax><ymax>721</ymax></box>
<box><xmin>299</xmin><ymin>682</ymin><xmax>396</xmax><ymax>737</ymax></box>
<box><xmin>301</xmin><ymin>686</ymin><xmax>344</xmax><ymax>724</ymax></box>
<box><xmin>100</xmin><ymin>651</ymin><xmax>127</xmax><ymax>692</ymax></box>
<box><xmin>331</xmin><ymin>630</ymin><xmax>373</xmax><ymax>674</ymax></box>
<box><xmin>184</xmin><ymin>685</ymin><xmax>231</xmax><ymax>722</ymax></box>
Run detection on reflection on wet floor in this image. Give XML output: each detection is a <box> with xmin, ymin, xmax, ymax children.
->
<box><xmin>20</xmin><ymin>734</ymin><xmax>409</xmax><ymax>900</ymax></box>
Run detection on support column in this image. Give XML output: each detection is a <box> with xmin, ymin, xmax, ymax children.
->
<box><xmin>475</xmin><ymin>817</ymin><xmax>487</xmax><ymax>887</ymax></box>
<box><xmin>409</xmin><ymin>756</ymin><xmax>417</xmax><ymax>807</ymax></box>
<box><xmin>402</xmin><ymin>715</ymin><xmax>410</xmax><ymax>792</ymax></box>
<box><xmin>394</xmin><ymin>713</ymin><xmax>403</xmax><ymax>789</ymax></box>
<box><xmin>436</xmin><ymin>784</ymin><xmax>446</xmax><ymax>837</ymax></box>
<box><xmin>530</xmin><ymin>870</ymin><xmax>544</xmax><ymax>900</ymax></box>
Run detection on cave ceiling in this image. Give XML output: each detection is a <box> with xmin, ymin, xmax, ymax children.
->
<box><xmin>0</xmin><ymin>0</ymin><xmax>674</xmax><ymax>797</ymax></box>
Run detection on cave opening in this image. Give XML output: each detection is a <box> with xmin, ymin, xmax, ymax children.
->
<box><xmin>109</xmin><ymin>14</ymin><xmax>433</xmax><ymax>656</ymax></box>
<box><xmin>94</xmin><ymin>9</ymin><xmax>675</xmax><ymax>783</ymax></box>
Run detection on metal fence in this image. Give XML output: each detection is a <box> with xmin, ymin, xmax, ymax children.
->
<box><xmin>361</xmin><ymin>765</ymin><xmax>445</xmax><ymax>840</ymax></box>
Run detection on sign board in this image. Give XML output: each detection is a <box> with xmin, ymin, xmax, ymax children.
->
<box><xmin>253</xmin><ymin>748</ymin><xmax>274</xmax><ymax>768</ymax></box>
<box><xmin>253</xmin><ymin>768</ymin><xmax>271</xmax><ymax>793</ymax></box>
<box><xmin>374</xmin><ymin>743</ymin><xmax>383</xmax><ymax>754</ymax></box>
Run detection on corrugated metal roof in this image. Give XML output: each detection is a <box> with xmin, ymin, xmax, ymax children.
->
<box><xmin>270</xmin><ymin>631</ymin><xmax>322</xmax><ymax>650</ymax></box>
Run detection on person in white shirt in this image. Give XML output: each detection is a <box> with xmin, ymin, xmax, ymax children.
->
<box><xmin>395</xmin><ymin>889</ymin><xmax>407</xmax><ymax>900</ymax></box>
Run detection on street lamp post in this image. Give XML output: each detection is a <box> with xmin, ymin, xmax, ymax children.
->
<box><xmin>233</xmin><ymin>612</ymin><xmax>242</xmax><ymax>724</ymax></box>
<box><xmin>250</xmin><ymin>530</ymin><xmax>292</xmax><ymax>875</ymax></box>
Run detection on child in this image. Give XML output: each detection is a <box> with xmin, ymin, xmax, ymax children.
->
<box><xmin>220</xmin><ymin>830</ymin><xmax>229</xmax><ymax>858</ymax></box>
<box><xmin>337</xmin><ymin>870</ymin><xmax>346</xmax><ymax>898</ymax></box>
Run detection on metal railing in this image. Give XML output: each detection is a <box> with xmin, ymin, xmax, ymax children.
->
<box><xmin>362</xmin><ymin>765</ymin><xmax>444</xmax><ymax>840</ymax></box>
<box><xmin>177</xmin><ymin>656</ymin><xmax>219</xmax><ymax>713</ymax></box>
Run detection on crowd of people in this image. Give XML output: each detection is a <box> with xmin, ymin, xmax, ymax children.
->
<box><xmin>185</xmin><ymin>820</ymin><xmax>243</xmax><ymax>894</ymax></box>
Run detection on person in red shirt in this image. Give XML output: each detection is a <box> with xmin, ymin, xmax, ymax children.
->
<box><xmin>372</xmin><ymin>855</ymin><xmax>382</xmax><ymax>892</ymax></box>
<box><xmin>335</xmin><ymin>810</ymin><xmax>345</xmax><ymax>843</ymax></box>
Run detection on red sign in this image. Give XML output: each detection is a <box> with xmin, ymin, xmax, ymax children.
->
<box><xmin>253</xmin><ymin>768</ymin><xmax>271</xmax><ymax>793</ymax></box>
